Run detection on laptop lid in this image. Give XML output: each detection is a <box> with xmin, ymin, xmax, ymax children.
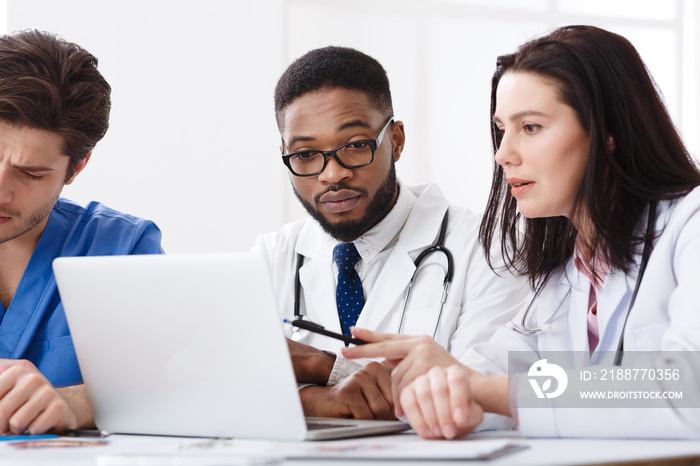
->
<box><xmin>53</xmin><ymin>253</ymin><xmax>407</xmax><ymax>441</ymax></box>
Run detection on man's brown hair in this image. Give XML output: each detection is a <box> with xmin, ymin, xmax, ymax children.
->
<box><xmin>0</xmin><ymin>29</ymin><xmax>111</xmax><ymax>177</ymax></box>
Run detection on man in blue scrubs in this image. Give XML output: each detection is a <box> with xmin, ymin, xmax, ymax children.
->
<box><xmin>0</xmin><ymin>30</ymin><xmax>162</xmax><ymax>435</ymax></box>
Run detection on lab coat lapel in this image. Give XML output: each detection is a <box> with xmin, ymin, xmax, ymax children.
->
<box><xmin>597</xmin><ymin>204</ymin><xmax>663</xmax><ymax>352</ymax></box>
<box><xmin>562</xmin><ymin>263</ymin><xmax>590</xmax><ymax>352</ymax></box>
<box><xmin>355</xmin><ymin>248</ymin><xmax>416</xmax><ymax>332</ymax></box>
<box><xmin>596</xmin><ymin>268</ymin><xmax>633</xmax><ymax>351</ymax></box>
<box><xmin>0</xmin><ymin>208</ymin><xmax>66</xmax><ymax>358</ymax></box>
<box><xmin>295</xmin><ymin>222</ymin><xmax>343</xmax><ymax>334</ymax></box>
<box><xmin>356</xmin><ymin>186</ymin><xmax>449</xmax><ymax>333</ymax></box>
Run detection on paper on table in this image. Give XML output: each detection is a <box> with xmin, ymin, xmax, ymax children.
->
<box><xmin>286</xmin><ymin>438</ymin><xmax>527</xmax><ymax>461</ymax></box>
<box><xmin>96</xmin><ymin>455</ymin><xmax>281</xmax><ymax>466</ymax></box>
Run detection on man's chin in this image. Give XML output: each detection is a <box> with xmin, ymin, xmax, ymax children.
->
<box><xmin>318</xmin><ymin>209</ymin><xmax>362</xmax><ymax>225</ymax></box>
<box><xmin>314</xmin><ymin>215</ymin><xmax>369</xmax><ymax>243</ymax></box>
<box><xmin>293</xmin><ymin>160</ymin><xmax>398</xmax><ymax>243</ymax></box>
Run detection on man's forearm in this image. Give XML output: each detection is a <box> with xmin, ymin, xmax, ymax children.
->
<box><xmin>299</xmin><ymin>349</ymin><xmax>337</xmax><ymax>385</ymax></box>
<box><xmin>288</xmin><ymin>339</ymin><xmax>338</xmax><ymax>385</ymax></box>
<box><xmin>56</xmin><ymin>384</ymin><xmax>95</xmax><ymax>430</ymax></box>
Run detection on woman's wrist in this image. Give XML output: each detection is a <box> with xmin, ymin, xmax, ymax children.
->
<box><xmin>469</xmin><ymin>371</ymin><xmax>512</xmax><ymax>417</ymax></box>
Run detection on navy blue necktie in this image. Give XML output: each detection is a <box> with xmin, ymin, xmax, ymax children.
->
<box><xmin>334</xmin><ymin>243</ymin><xmax>365</xmax><ymax>337</ymax></box>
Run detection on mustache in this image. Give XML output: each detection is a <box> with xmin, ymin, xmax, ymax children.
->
<box><xmin>0</xmin><ymin>208</ymin><xmax>19</xmax><ymax>217</ymax></box>
<box><xmin>314</xmin><ymin>184</ymin><xmax>368</xmax><ymax>203</ymax></box>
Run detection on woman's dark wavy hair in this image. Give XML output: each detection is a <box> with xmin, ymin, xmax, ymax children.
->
<box><xmin>479</xmin><ymin>25</ymin><xmax>700</xmax><ymax>288</ymax></box>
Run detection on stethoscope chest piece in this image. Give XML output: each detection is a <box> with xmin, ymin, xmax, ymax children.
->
<box><xmin>289</xmin><ymin>325</ymin><xmax>310</xmax><ymax>342</ymax></box>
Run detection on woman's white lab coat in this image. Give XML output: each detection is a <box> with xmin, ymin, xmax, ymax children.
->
<box><xmin>466</xmin><ymin>186</ymin><xmax>700</xmax><ymax>438</ymax></box>
<box><xmin>256</xmin><ymin>183</ymin><xmax>529</xmax><ymax>381</ymax></box>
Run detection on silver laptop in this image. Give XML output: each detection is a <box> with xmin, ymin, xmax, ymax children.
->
<box><xmin>53</xmin><ymin>252</ymin><xmax>408</xmax><ymax>441</ymax></box>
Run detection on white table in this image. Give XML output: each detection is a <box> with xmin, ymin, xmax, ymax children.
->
<box><xmin>3</xmin><ymin>430</ymin><xmax>700</xmax><ymax>465</ymax></box>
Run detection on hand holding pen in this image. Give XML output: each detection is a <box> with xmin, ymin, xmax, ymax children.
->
<box><xmin>284</xmin><ymin>319</ymin><xmax>367</xmax><ymax>345</ymax></box>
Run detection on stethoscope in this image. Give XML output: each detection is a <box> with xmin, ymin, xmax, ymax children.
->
<box><xmin>290</xmin><ymin>210</ymin><xmax>453</xmax><ymax>341</ymax></box>
<box><xmin>507</xmin><ymin>202</ymin><xmax>657</xmax><ymax>365</ymax></box>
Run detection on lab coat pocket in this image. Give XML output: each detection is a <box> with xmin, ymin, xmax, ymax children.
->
<box><xmin>399</xmin><ymin>262</ymin><xmax>453</xmax><ymax>336</ymax></box>
<box><xmin>400</xmin><ymin>304</ymin><xmax>460</xmax><ymax>346</ymax></box>
<box><xmin>627</xmin><ymin>321</ymin><xmax>671</xmax><ymax>351</ymax></box>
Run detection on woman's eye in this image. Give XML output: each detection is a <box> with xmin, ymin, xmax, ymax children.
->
<box><xmin>523</xmin><ymin>124</ymin><xmax>540</xmax><ymax>133</ymax></box>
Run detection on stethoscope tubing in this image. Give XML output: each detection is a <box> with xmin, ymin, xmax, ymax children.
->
<box><xmin>291</xmin><ymin>209</ymin><xmax>453</xmax><ymax>340</ymax></box>
<box><xmin>508</xmin><ymin>202</ymin><xmax>658</xmax><ymax>366</ymax></box>
<box><xmin>510</xmin><ymin>286</ymin><xmax>571</xmax><ymax>335</ymax></box>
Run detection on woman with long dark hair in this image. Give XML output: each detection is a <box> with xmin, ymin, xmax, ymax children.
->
<box><xmin>343</xmin><ymin>25</ymin><xmax>700</xmax><ymax>439</ymax></box>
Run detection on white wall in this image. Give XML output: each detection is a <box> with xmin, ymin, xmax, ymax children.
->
<box><xmin>282</xmin><ymin>0</ymin><xmax>696</xmax><ymax>221</ymax></box>
<box><xmin>2</xmin><ymin>0</ymin><xmax>697</xmax><ymax>253</ymax></box>
<box><xmin>5</xmin><ymin>0</ymin><xmax>285</xmax><ymax>253</ymax></box>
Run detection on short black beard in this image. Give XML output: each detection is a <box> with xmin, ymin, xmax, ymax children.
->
<box><xmin>293</xmin><ymin>161</ymin><xmax>398</xmax><ymax>243</ymax></box>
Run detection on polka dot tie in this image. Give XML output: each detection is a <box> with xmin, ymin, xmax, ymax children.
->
<box><xmin>333</xmin><ymin>243</ymin><xmax>365</xmax><ymax>337</ymax></box>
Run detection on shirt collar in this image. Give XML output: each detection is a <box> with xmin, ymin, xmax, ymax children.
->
<box><xmin>572</xmin><ymin>235</ymin><xmax>610</xmax><ymax>293</ymax></box>
<box><xmin>353</xmin><ymin>182</ymin><xmax>415</xmax><ymax>264</ymax></box>
<box><xmin>313</xmin><ymin>181</ymin><xmax>415</xmax><ymax>265</ymax></box>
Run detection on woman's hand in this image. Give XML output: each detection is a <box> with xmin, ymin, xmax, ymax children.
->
<box><xmin>342</xmin><ymin>328</ymin><xmax>459</xmax><ymax>416</ymax></box>
<box><xmin>399</xmin><ymin>364</ymin><xmax>483</xmax><ymax>438</ymax></box>
<box><xmin>342</xmin><ymin>327</ymin><xmax>511</xmax><ymax>439</ymax></box>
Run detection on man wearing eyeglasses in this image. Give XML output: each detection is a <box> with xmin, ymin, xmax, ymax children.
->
<box><xmin>256</xmin><ymin>46</ymin><xmax>528</xmax><ymax>420</ymax></box>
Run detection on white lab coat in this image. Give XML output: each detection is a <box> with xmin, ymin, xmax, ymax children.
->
<box><xmin>256</xmin><ymin>183</ymin><xmax>529</xmax><ymax>381</ymax></box>
<box><xmin>466</xmin><ymin>186</ymin><xmax>700</xmax><ymax>439</ymax></box>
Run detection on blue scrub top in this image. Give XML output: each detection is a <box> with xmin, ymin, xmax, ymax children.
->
<box><xmin>0</xmin><ymin>198</ymin><xmax>163</xmax><ymax>387</ymax></box>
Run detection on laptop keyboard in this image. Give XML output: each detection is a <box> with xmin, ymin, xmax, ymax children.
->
<box><xmin>306</xmin><ymin>421</ymin><xmax>358</xmax><ymax>430</ymax></box>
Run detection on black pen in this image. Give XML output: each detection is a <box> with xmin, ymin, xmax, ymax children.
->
<box><xmin>284</xmin><ymin>319</ymin><xmax>367</xmax><ymax>345</ymax></box>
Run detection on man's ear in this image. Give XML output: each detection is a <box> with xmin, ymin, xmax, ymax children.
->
<box><xmin>65</xmin><ymin>152</ymin><xmax>91</xmax><ymax>185</ymax></box>
<box><xmin>390</xmin><ymin>120</ymin><xmax>406</xmax><ymax>162</ymax></box>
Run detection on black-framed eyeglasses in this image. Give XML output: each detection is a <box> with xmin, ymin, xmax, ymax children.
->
<box><xmin>281</xmin><ymin>117</ymin><xmax>394</xmax><ymax>177</ymax></box>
